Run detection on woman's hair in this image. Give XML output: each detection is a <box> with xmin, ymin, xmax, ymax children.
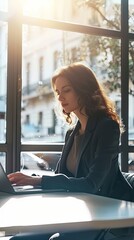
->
<box><xmin>51</xmin><ymin>62</ymin><xmax>123</xmax><ymax>131</ymax></box>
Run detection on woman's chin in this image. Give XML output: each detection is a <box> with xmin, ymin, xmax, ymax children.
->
<box><xmin>63</xmin><ymin>108</ymin><xmax>70</xmax><ymax>114</ymax></box>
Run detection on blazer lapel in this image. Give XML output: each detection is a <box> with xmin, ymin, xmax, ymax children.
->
<box><xmin>75</xmin><ymin>118</ymin><xmax>98</xmax><ymax>175</ymax></box>
<box><xmin>59</xmin><ymin>122</ymin><xmax>80</xmax><ymax>172</ymax></box>
<box><xmin>59</xmin><ymin>118</ymin><xmax>98</xmax><ymax>174</ymax></box>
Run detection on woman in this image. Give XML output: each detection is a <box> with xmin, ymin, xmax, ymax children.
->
<box><xmin>8</xmin><ymin>62</ymin><xmax>133</xmax><ymax>202</ymax></box>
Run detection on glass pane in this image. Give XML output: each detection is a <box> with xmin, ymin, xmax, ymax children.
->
<box><xmin>0</xmin><ymin>152</ymin><xmax>6</xmax><ymax>170</ymax></box>
<box><xmin>22</xmin><ymin>0</ymin><xmax>121</xmax><ymax>30</ymax></box>
<box><xmin>128</xmin><ymin>153</ymin><xmax>134</xmax><ymax>173</ymax></box>
<box><xmin>129</xmin><ymin>0</ymin><xmax>134</xmax><ymax>33</ymax></box>
<box><xmin>118</xmin><ymin>153</ymin><xmax>121</xmax><ymax>170</ymax></box>
<box><xmin>20</xmin><ymin>151</ymin><xmax>60</xmax><ymax>174</ymax></box>
<box><xmin>22</xmin><ymin>25</ymin><xmax>121</xmax><ymax>143</ymax></box>
<box><xmin>129</xmin><ymin>41</ymin><xmax>134</xmax><ymax>145</ymax></box>
<box><xmin>0</xmin><ymin>0</ymin><xmax>8</xmax><ymax>12</ymax></box>
<box><xmin>0</xmin><ymin>21</ymin><xmax>7</xmax><ymax>143</ymax></box>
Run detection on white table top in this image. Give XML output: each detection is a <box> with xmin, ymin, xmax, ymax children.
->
<box><xmin>0</xmin><ymin>192</ymin><xmax>134</xmax><ymax>236</ymax></box>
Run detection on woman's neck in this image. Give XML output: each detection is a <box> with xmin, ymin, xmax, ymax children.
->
<box><xmin>77</xmin><ymin>113</ymin><xmax>88</xmax><ymax>135</ymax></box>
<box><xmin>73</xmin><ymin>109</ymin><xmax>88</xmax><ymax>134</ymax></box>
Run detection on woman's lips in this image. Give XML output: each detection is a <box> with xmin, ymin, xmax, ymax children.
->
<box><xmin>62</xmin><ymin>103</ymin><xmax>68</xmax><ymax>108</ymax></box>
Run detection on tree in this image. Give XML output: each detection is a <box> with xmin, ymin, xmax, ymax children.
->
<box><xmin>75</xmin><ymin>0</ymin><xmax>134</xmax><ymax>94</ymax></box>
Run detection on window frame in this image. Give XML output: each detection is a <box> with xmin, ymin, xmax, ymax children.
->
<box><xmin>0</xmin><ymin>0</ymin><xmax>134</xmax><ymax>173</ymax></box>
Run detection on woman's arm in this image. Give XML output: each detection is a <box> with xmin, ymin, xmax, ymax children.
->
<box><xmin>8</xmin><ymin>119</ymin><xmax>120</xmax><ymax>194</ymax></box>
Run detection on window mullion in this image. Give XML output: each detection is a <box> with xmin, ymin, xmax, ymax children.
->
<box><xmin>6</xmin><ymin>0</ymin><xmax>22</xmax><ymax>173</ymax></box>
<box><xmin>121</xmin><ymin>0</ymin><xmax>129</xmax><ymax>171</ymax></box>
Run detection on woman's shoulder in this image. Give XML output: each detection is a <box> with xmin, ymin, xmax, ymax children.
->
<box><xmin>96</xmin><ymin>117</ymin><xmax>120</xmax><ymax>132</ymax></box>
<box><xmin>100</xmin><ymin>116</ymin><xmax>119</xmax><ymax>124</ymax></box>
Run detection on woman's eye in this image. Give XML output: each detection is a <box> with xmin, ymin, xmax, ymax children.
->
<box><xmin>63</xmin><ymin>88</ymin><xmax>71</xmax><ymax>93</ymax></box>
<box><xmin>55</xmin><ymin>88</ymin><xmax>71</xmax><ymax>96</ymax></box>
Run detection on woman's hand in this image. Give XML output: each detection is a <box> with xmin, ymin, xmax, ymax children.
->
<box><xmin>8</xmin><ymin>172</ymin><xmax>42</xmax><ymax>186</ymax></box>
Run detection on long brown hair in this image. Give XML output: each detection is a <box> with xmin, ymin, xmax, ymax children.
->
<box><xmin>51</xmin><ymin>62</ymin><xmax>123</xmax><ymax>131</ymax></box>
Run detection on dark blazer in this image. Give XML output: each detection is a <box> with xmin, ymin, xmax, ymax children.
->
<box><xmin>41</xmin><ymin>117</ymin><xmax>133</xmax><ymax>202</ymax></box>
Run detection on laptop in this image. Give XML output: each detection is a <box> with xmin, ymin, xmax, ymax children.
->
<box><xmin>0</xmin><ymin>163</ymin><xmax>65</xmax><ymax>195</ymax></box>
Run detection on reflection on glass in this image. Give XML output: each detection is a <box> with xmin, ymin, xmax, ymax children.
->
<box><xmin>118</xmin><ymin>153</ymin><xmax>121</xmax><ymax>170</ymax></box>
<box><xmin>0</xmin><ymin>22</ymin><xmax>7</xmax><ymax>143</ymax></box>
<box><xmin>0</xmin><ymin>0</ymin><xmax>8</xmax><ymax>12</ymax></box>
<box><xmin>21</xmin><ymin>151</ymin><xmax>60</xmax><ymax>174</ymax></box>
<box><xmin>22</xmin><ymin>25</ymin><xmax>121</xmax><ymax>143</ymax></box>
<box><xmin>129</xmin><ymin>0</ymin><xmax>134</xmax><ymax>33</ymax></box>
<box><xmin>128</xmin><ymin>153</ymin><xmax>134</xmax><ymax>173</ymax></box>
<box><xmin>129</xmin><ymin>41</ymin><xmax>134</xmax><ymax>145</ymax></box>
<box><xmin>0</xmin><ymin>152</ymin><xmax>6</xmax><ymax>170</ymax></box>
<box><xmin>22</xmin><ymin>0</ymin><xmax>121</xmax><ymax>30</ymax></box>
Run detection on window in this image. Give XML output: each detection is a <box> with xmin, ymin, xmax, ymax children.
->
<box><xmin>26</xmin><ymin>62</ymin><xmax>30</xmax><ymax>94</ymax></box>
<box><xmin>22</xmin><ymin>0</ymin><xmax>121</xmax><ymax>30</ymax></box>
<box><xmin>0</xmin><ymin>21</ymin><xmax>7</xmax><ymax>144</ymax></box>
<box><xmin>53</xmin><ymin>50</ymin><xmax>60</xmax><ymax>70</ymax></box>
<box><xmin>38</xmin><ymin>111</ymin><xmax>43</xmax><ymax>126</ymax></box>
<box><xmin>39</xmin><ymin>57</ymin><xmax>44</xmax><ymax>84</ymax></box>
<box><xmin>26</xmin><ymin>115</ymin><xmax>30</xmax><ymax>124</ymax></box>
<box><xmin>0</xmin><ymin>0</ymin><xmax>134</xmax><ymax>173</ymax></box>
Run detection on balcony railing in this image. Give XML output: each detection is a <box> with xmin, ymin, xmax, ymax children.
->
<box><xmin>22</xmin><ymin>79</ymin><xmax>52</xmax><ymax>99</ymax></box>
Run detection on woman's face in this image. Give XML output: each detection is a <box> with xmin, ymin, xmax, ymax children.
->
<box><xmin>54</xmin><ymin>76</ymin><xmax>80</xmax><ymax>114</ymax></box>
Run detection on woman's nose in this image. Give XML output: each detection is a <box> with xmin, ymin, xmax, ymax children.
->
<box><xmin>58</xmin><ymin>93</ymin><xmax>64</xmax><ymax>101</ymax></box>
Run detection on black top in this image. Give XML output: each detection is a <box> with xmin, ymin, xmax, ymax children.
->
<box><xmin>66</xmin><ymin>133</ymin><xmax>84</xmax><ymax>175</ymax></box>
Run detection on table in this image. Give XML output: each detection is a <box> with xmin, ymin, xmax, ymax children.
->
<box><xmin>0</xmin><ymin>192</ymin><xmax>134</xmax><ymax>237</ymax></box>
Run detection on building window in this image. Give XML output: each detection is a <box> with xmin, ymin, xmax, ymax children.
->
<box><xmin>25</xmin><ymin>114</ymin><xmax>30</xmax><ymax>124</ymax></box>
<box><xmin>38</xmin><ymin>111</ymin><xmax>43</xmax><ymax>126</ymax></box>
<box><xmin>39</xmin><ymin>56</ymin><xmax>44</xmax><ymax>84</ymax></box>
<box><xmin>53</xmin><ymin>50</ymin><xmax>60</xmax><ymax>70</ymax></box>
<box><xmin>26</xmin><ymin>62</ymin><xmax>30</xmax><ymax>94</ymax></box>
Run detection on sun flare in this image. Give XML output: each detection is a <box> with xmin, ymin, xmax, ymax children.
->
<box><xmin>23</xmin><ymin>0</ymin><xmax>55</xmax><ymax>17</ymax></box>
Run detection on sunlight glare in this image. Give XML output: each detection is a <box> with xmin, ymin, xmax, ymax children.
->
<box><xmin>23</xmin><ymin>0</ymin><xmax>55</xmax><ymax>17</ymax></box>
